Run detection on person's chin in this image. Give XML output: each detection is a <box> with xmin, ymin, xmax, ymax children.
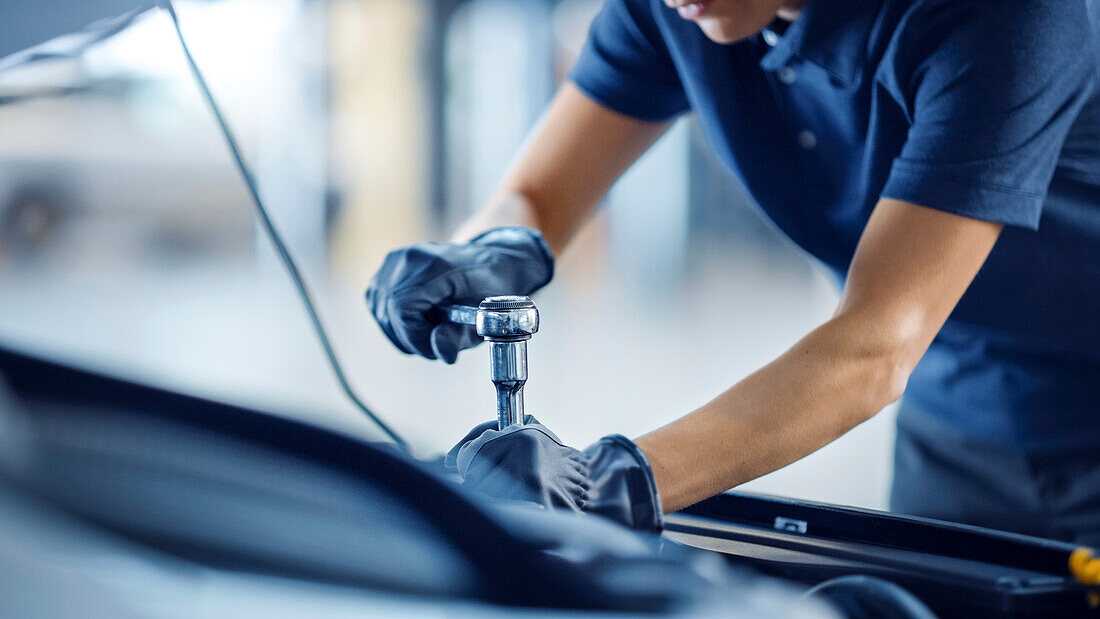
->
<box><xmin>696</xmin><ymin>17</ymin><xmax>759</xmax><ymax>43</ymax></box>
<box><xmin>672</xmin><ymin>0</ymin><xmax>787</xmax><ymax>45</ymax></box>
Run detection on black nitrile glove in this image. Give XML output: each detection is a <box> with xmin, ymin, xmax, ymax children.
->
<box><xmin>365</xmin><ymin>226</ymin><xmax>554</xmax><ymax>363</ymax></box>
<box><xmin>446</xmin><ymin>416</ymin><xmax>591</xmax><ymax>511</ymax></box>
<box><xmin>580</xmin><ymin>435</ymin><xmax>664</xmax><ymax>533</ymax></box>
<box><xmin>447</xmin><ymin>419</ymin><xmax>664</xmax><ymax>532</ymax></box>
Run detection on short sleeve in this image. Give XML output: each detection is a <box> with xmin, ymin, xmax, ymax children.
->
<box><xmin>567</xmin><ymin>0</ymin><xmax>690</xmax><ymax>122</ymax></box>
<box><xmin>880</xmin><ymin>0</ymin><xmax>1095</xmax><ymax>229</ymax></box>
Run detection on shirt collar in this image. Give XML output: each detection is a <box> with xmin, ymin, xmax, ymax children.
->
<box><xmin>759</xmin><ymin>0</ymin><xmax>880</xmax><ymax>87</ymax></box>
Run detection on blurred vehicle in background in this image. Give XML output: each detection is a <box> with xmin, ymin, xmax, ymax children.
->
<box><xmin>0</xmin><ymin>80</ymin><xmax>248</xmax><ymax>261</ymax></box>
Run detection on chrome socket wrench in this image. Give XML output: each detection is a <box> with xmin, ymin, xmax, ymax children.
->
<box><xmin>440</xmin><ymin>296</ymin><xmax>539</xmax><ymax>430</ymax></box>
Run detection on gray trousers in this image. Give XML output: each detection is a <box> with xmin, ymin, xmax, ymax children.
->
<box><xmin>890</xmin><ymin>400</ymin><xmax>1100</xmax><ymax>547</ymax></box>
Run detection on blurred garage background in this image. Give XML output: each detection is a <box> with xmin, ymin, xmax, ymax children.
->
<box><xmin>0</xmin><ymin>0</ymin><xmax>896</xmax><ymax>509</ymax></box>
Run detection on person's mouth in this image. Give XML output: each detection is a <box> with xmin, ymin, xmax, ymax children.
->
<box><xmin>670</xmin><ymin>0</ymin><xmax>714</xmax><ymax>20</ymax></box>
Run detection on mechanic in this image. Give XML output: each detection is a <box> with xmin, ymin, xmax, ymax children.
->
<box><xmin>367</xmin><ymin>0</ymin><xmax>1100</xmax><ymax>543</ymax></box>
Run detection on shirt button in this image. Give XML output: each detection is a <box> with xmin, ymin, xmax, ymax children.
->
<box><xmin>777</xmin><ymin>66</ymin><xmax>797</xmax><ymax>85</ymax></box>
<box><xmin>762</xmin><ymin>29</ymin><xmax>780</xmax><ymax>47</ymax></box>
<box><xmin>798</xmin><ymin>130</ymin><xmax>818</xmax><ymax>150</ymax></box>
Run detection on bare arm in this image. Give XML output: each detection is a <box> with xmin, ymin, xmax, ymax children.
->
<box><xmin>452</xmin><ymin>83</ymin><xmax>671</xmax><ymax>255</ymax></box>
<box><xmin>635</xmin><ymin>199</ymin><xmax>1004</xmax><ymax>512</ymax></box>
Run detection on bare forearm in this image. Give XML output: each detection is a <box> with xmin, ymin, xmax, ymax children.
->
<box><xmin>635</xmin><ymin>199</ymin><xmax>1002</xmax><ymax>513</ymax></box>
<box><xmin>452</xmin><ymin>83</ymin><xmax>670</xmax><ymax>256</ymax></box>
<box><xmin>635</xmin><ymin>314</ymin><xmax>914</xmax><ymax>512</ymax></box>
<box><xmin>451</xmin><ymin>190</ymin><xmax>579</xmax><ymax>256</ymax></box>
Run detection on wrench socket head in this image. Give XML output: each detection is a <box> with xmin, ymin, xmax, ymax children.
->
<box><xmin>476</xmin><ymin>296</ymin><xmax>539</xmax><ymax>341</ymax></box>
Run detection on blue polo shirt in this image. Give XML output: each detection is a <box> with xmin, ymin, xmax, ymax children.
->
<box><xmin>570</xmin><ymin>0</ymin><xmax>1100</xmax><ymax>452</ymax></box>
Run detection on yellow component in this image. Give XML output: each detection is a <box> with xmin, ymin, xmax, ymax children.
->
<box><xmin>1071</xmin><ymin>547</ymin><xmax>1100</xmax><ymax>585</ymax></box>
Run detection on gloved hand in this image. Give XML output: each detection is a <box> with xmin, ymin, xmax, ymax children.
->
<box><xmin>365</xmin><ymin>226</ymin><xmax>554</xmax><ymax>363</ymax></box>
<box><xmin>446</xmin><ymin>418</ymin><xmax>664</xmax><ymax>532</ymax></box>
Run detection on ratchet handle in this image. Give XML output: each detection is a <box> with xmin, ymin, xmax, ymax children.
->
<box><xmin>437</xmin><ymin>304</ymin><xmax>479</xmax><ymax>326</ymax></box>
